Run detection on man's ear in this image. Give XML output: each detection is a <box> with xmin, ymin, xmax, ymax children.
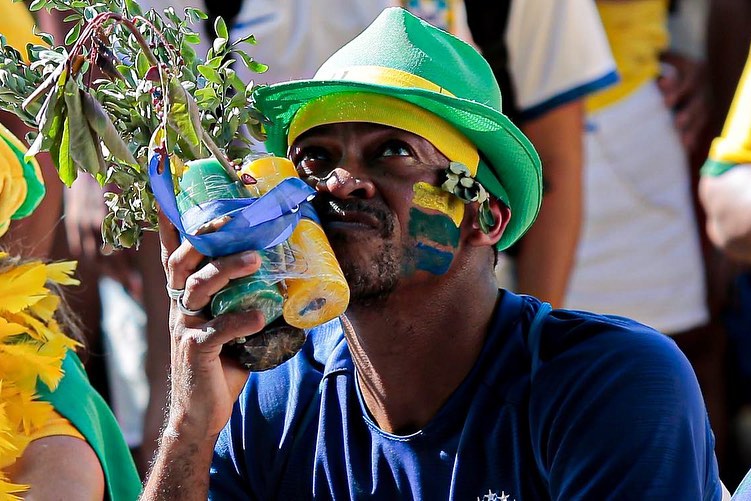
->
<box><xmin>467</xmin><ymin>198</ymin><xmax>511</xmax><ymax>248</ymax></box>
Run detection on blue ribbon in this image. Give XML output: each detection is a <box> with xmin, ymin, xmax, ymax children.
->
<box><xmin>148</xmin><ymin>152</ymin><xmax>318</xmax><ymax>257</ymax></box>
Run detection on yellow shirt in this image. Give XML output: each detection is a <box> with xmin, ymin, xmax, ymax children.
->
<box><xmin>587</xmin><ymin>0</ymin><xmax>669</xmax><ymax>112</ymax></box>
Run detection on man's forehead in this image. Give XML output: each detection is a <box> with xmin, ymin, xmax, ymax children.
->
<box><xmin>291</xmin><ymin>122</ymin><xmax>428</xmax><ymax>144</ymax></box>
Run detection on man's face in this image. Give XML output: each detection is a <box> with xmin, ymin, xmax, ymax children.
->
<box><xmin>290</xmin><ymin>123</ymin><xmax>466</xmax><ymax>304</ymax></box>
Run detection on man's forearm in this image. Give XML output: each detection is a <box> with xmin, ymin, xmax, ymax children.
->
<box><xmin>515</xmin><ymin>101</ymin><xmax>585</xmax><ymax>307</ymax></box>
<box><xmin>141</xmin><ymin>429</ymin><xmax>218</xmax><ymax>500</ymax></box>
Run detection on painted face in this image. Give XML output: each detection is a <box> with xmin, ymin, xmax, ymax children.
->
<box><xmin>290</xmin><ymin>123</ymin><xmax>465</xmax><ymax>303</ymax></box>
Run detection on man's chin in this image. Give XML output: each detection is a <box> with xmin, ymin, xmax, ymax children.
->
<box><xmin>329</xmin><ymin>239</ymin><xmax>400</xmax><ymax>304</ymax></box>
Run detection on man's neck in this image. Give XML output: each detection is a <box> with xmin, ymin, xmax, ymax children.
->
<box><xmin>343</xmin><ymin>264</ymin><xmax>500</xmax><ymax>435</ymax></box>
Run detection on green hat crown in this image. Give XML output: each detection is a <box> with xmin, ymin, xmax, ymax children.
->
<box><xmin>253</xmin><ymin>7</ymin><xmax>542</xmax><ymax>250</ymax></box>
<box><xmin>314</xmin><ymin>8</ymin><xmax>503</xmax><ymax>111</ymax></box>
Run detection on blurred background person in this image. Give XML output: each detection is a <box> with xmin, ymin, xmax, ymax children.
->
<box><xmin>0</xmin><ymin>115</ymin><xmax>140</xmax><ymax>498</ymax></box>
<box><xmin>561</xmin><ymin>0</ymin><xmax>730</xmax><ymax>468</ymax></box>
<box><xmin>701</xmin><ymin>0</ymin><xmax>751</xmax><ymax>489</ymax></box>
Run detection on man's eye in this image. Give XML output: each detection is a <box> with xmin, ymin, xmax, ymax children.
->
<box><xmin>380</xmin><ymin>140</ymin><xmax>412</xmax><ymax>158</ymax></box>
<box><xmin>293</xmin><ymin>146</ymin><xmax>330</xmax><ymax>175</ymax></box>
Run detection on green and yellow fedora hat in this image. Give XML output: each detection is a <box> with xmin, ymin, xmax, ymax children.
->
<box><xmin>252</xmin><ymin>7</ymin><xmax>542</xmax><ymax>250</ymax></box>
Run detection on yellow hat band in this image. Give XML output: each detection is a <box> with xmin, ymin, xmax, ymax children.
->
<box><xmin>287</xmin><ymin>92</ymin><xmax>480</xmax><ymax>175</ymax></box>
<box><xmin>315</xmin><ymin>65</ymin><xmax>456</xmax><ymax>97</ymax></box>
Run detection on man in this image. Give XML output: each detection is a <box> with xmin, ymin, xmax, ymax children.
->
<box><xmin>143</xmin><ymin>8</ymin><xmax>725</xmax><ymax>499</ymax></box>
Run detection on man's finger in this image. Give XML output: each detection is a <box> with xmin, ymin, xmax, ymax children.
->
<box><xmin>203</xmin><ymin>309</ymin><xmax>266</xmax><ymax>347</ymax></box>
<box><xmin>181</xmin><ymin>251</ymin><xmax>262</xmax><ymax>310</ymax></box>
<box><xmin>158</xmin><ymin>207</ymin><xmax>181</xmax><ymax>259</ymax></box>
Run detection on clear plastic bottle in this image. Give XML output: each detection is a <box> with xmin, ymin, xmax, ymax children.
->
<box><xmin>176</xmin><ymin>157</ymin><xmax>285</xmax><ymax>323</ymax></box>
<box><xmin>239</xmin><ymin>155</ymin><xmax>350</xmax><ymax>329</ymax></box>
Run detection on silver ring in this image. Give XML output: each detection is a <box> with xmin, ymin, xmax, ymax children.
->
<box><xmin>177</xmin><ymin>293</ymin><xmax>204</xmax><ymax>317</ymax></box>
<box><xmin>166</xmin><ymin>285</ymin><xmax>185</xmax><ymax>300</ymax></box>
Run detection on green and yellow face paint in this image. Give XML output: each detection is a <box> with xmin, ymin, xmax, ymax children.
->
<box><xmin>412</xmin><ymin>182</ymin><xmax>464</xmax><ymax>227</ymax></box>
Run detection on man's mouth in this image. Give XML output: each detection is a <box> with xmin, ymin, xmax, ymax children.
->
<box><xmin>321</xmin><ymin>211</ymin><xmax>380</xmax><ymax>231</ymax></box>
<box><xmin>315</xmin><ymin>200</ymin><xmax>386</xmax><ymax>234</ymax></box>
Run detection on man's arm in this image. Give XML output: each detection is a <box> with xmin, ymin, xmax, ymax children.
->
<box><xmin>141</xmin><ymin>212</ymin><xmax>261</xmax><ymax>499</ymax></box>
<box><xmin>530</xmin><ymin>315</ymin><xmax>723</xmax><ymax>498</ymax></box>
<box><xmin>515</xmin><ymin>101</ymin><xmax>584</xmax><ymax>307</ymax></box>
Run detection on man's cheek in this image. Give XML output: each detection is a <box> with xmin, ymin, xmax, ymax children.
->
<box><xmin>402</xmin><ymin>206</ymin><xmax>460</xmax><ymax>276</ymax></box>
<box><xmin>412</xmin><ymin>182</ymin><xmax>464</xmax><ymax>227</ymax></box>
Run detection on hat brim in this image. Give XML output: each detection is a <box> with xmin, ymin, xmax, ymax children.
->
<box><xmin>253</xmin><ymin>80</ymin><xmax>542</xmax><ymax>250</ymax></box>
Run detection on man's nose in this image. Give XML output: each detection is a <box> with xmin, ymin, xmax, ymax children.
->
<box><xmin>314</xmin><ymin>167</ymin><xmax>376</xmax><ymax>200</ymax></box>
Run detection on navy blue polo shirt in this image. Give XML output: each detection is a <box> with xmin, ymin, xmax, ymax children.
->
<box><xmin>210</xmin><ymin>291</ymin><xmax>722</xmax><ymax>500</ymax></box>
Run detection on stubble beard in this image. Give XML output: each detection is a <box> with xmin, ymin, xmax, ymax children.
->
<box><xmin>314</xmin><ymin>195</ymin><xmax>402</xmax><ymax>305</ymax></box>
<box><xmin>336</xmin><ymin>238</ymin><xmax>400</xmax><ymax>306</ymax></box>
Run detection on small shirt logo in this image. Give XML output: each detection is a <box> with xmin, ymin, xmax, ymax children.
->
<box><xmin>477</xmin><ymin>489</ymin><xmax>515</xmax><ymax>501</ymax></box>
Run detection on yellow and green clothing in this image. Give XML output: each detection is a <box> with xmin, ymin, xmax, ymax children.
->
<box><xmin>587</xmin><ymin>0</ymin><xmax>669</xmax><ymax>112</ymax></box>
<box><xmin>35</xmin><ymin>352</ymin><xmax>143</xmax><ymax>501</ymax></box>
<box><xmin>702</xmin><ymin>45</ymin><xmax>751</xmax><ymax>176</ymax></box>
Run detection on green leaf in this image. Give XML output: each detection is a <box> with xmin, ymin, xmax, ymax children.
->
<box><xmin>82</xmin><ymin>91</ymin><xmax>140</xmax><ymax>169</ymax></box>
<box><xmin>232</xmin><ymin>34</ymin><xmax>257</xmax><ymax>46</ymax></box>
<box><xmin>83</xmin><ymin>6</ymin><xmax>98</xmax><ymax>21</ymax></box>
<box><xmin>206</xmin><ymin>55</ymin><xmax>224</xmax><ymax>69</ymax></box>
<box><xmin>249</xmin><ymin>61</ymin><xmax>269</xmax><ymax>74</ymax></box>
<box><xmin>180</xmin><ymin>40</ymin><xmax>196</xmax><ymax>66</ymax></box>
<box><xmin>63</xmin><ymin>13</ymin><xmax>81</xmax><ymax>22</ymax></box>
<box><xmin>185</xmin><ymin>7</ymin><xmax>208</xmax><ymax>21</ymax></box>
<box><xmin>57</xmin><ymin>117</ymin><xmax>76</xmax><ymax>187</ymax></box>
<box><xmin>212</xmin><ymin>37</ymin><xmax>227</xmax><ymax>54</ymax></box>
<box><xmin>194</xmin><ymin>86</ymin><xmax>217</xmax><ymax>101</ymax></box>
<box><xmin>37</xmin><ymin>31</ymin><xmax>55</xmax><ymax>46</ymax></box>
<box><xmin>124</xmin><ymin>0</ymin><xmax>143</xmax><ymax>17</ymax></box>
<box><xmin>116</xmin><ymin>64</ymin><xmax>137</xmax><ymax>87</ymax></box>
<box><xmin>164</xmin><ymin>7</ymin><xmax>181</xmax><ymax>25</ymax></box>
<box><xmin>196</xmin><ymin>64</ymin><xmax>221</xmax><ymax>85</ymax></box>
<box><xmin>183</xmin><ymin>32</ymin><xmax>201</xmax><ymax>45</ymax></box>
<box><xmin>135</xmin><ymin>51</ymin><xmax>150</xmax><ymax>78</ymax></box>
<box><xmin>28</xmin><ymin>0</ymin><xmax>48</xmax><ymax>11</ymax></box>
<box><xmin>167</xmin><ymin>77</ymin><xmax>202</xmax><ymax>151</ymax></box>
<box><xmin>226</xmin><ymin>69</ymin><xmax>246</xmax><ymax>93</ymax></box>
<box><xmin>235</xmin><ymin>51</ymin><xmax>268</xmax><ymax>74</ymax></box>
<box><xmin>63</xmin><ymin>78</ymin><xmax>105</xmax><ymax>177</ymax></box>
<box><xmin>26</xmin><ymin>66</ymin><xmax>68</xmax><ymax>159</ymax></box>
<box><xmin>214</xmin><ymin>16</ymin><xmax>229</xmax><ymax>39</ymax></box>
<box><xmin>64</xmin><ymin>23</ymin><xmax>82</xmax><ymax>46</ymax></box>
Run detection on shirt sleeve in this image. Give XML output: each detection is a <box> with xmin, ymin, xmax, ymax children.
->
<box><xmin>28</xmin><ymin>409</ymin><xmax>85</xmax><ymax>442</ymax></box>
<box><xmin>506</xmin><ymin>0</ymin><xmax>618</xmax><ymax>120</ymax></box>
<box><xmin>529</xmin><ymin>312</ymin><xmax>723</xmax><ymax>500</ymax></box>
<box><xmin>702</xmin><ymin>44</ymin><xmax>751</xmax><ymax>177</ymax></box>
<box><xmin>210</xmin><ymin>401</ymin><xmax>259</xmax><ymax>501</ymax></box>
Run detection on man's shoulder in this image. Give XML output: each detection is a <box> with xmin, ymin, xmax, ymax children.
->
<box><xmin>521</xmin><ymin>298</ymin><xmax>699</xmax><ymax>407</ymax></box>
<box><xmin>500</xmin><ymin>293</ymin><xmax>693</xmax><ymax>389</ymax></box>
<box><xmin>538</xmin><ymin>305</ymin><xmax>683</xmax><ymax>363</ymax></box>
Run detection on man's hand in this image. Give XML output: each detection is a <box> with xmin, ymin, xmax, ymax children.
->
<box><xmin>657</xmin><ymin>52</ymin><xmax>709</xmax><ymax>154</ymax></box>
<box><xmin>699</xmin><ymin>165</ymin><xmax>751</xmax><ymax>263</ymax></box>
<box><xmin>142</xmin><ymin>210</ymin><xmax>266</xmax><ymax>499</ymax></box>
